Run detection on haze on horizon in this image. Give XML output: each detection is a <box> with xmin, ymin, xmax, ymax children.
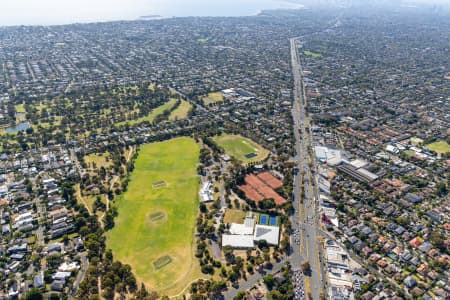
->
<box><xmin>1</xmin><ymin>0</ymin><xmax>449</xmax><ymax>26</ymax></box>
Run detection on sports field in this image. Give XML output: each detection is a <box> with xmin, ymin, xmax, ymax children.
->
<box><xmin>426</xmin><ymin>141</ymin><xmax>450</xmax><ymax>154</ymax></box>
<box><xmin>304</xmin><ymin>50</ymin><xmax>322</xmax><ymax>58</ymax></box>
<box><xmin>202</xmin><ymin>92</ymin><xmax>224</xmax><ymax>105</ymax></box>
<box><xmin>106</xmin><ymin>137</ymin><xmax>202</xmax><ymax>294</ymax></box>
<box><xmin>212</xmin><ymin>134</ymin><xmax>269</xmax><ymax>163</ymax></box>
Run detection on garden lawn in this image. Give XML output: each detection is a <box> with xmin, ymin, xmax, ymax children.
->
<box><xmin>106</xmin><ymin>137</ymin><xmax>203</xmax><ymax>294</ymax></box>
<box><xmin>223</xmin><ymin>209</ymin><xmax>247</xmax><ymax>224</ymax></box>
<box><xmin>212</xmin><ymin>134</ymin><xmax>269</xmax><ymax>164</ymax></box>
<box><xmin>14</xmin><ymin>103</ymin><xmax>25</xmax><ymax>113</ymax></box>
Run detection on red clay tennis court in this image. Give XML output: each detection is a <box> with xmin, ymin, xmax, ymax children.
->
<box><xmin>257</xmin><ymin>171</ymin><xmax>283</xmax><ymax>189</ymax></box>
<box><xmin>238</xmin><ymin>184</ymin><xmax>264</xmax><ymax>202</ymax></box>
<box><xmin>238</xmin><ymin>173</ymin><xmax>287</xmax><ymax>205</ymax></box>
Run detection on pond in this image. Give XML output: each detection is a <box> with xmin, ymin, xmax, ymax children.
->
<box><xmin>5</xmin><ymin>122</ymin><xmax>31</xmax><ymax>133</ymax></box>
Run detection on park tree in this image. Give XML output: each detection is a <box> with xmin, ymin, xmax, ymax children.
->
<box><xmin>46</xmin><ymin>253</ymin><xmax>63</xmax><ymax>270</ymax></box>
<box><xmin>429</xmin><ymin>231</ymin><xmax>445</xmax><ymax>251</ymax></box>
<box><xmin>269</xmin><ymin>290</ymin><xmax>284</xmax><ymax>299</ymax></box>
<box><xmin>48</xmin><ymin>293</ymin><xmax>60</xmax><ymax>300</ymax></box>
<box><xmin>25</xmin><ymin>288</ymin><xmax>43</xmax><ymax>300</ymax></box>
<box><xmin>263</xmin><ymin>274</ymin><xmax>275</xmax><ymax>290</ymax></box>
<box><xmin>258</xmin><ymin>198</ymin><xmax>276</xmax><ymax>210</ymax></box>
<box><xmin>301</xmin><ymin>261</ymin><xmax>311</xmax><ymax>275</ymax></box>
<box><xmin>223</xmin><ymin>245</ymin><xmax>235</xmax><ymax>263</ymax></box>
<box><xmin>233</xmin><ymin>291</ymin><xmax>246</xmax><ymax>300</ymax></box>
<box><xmin>257</xmin><ymin>239</ymin><xmax>268</xmax><ymax>250</ymax></box>
<box><xmin>436</xmin><ymin>181</ymin><xmax>448</xmax><ymax>196</ymax></box>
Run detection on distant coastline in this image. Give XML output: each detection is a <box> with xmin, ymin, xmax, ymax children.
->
<box><xmin>137</xmin><ymin>1</ymin><xmax>305</xmax><ymax>21</ymax></box>
<box><xmin>139</xmin><ymin>15</ymin><xmax>164</xmax><ymax>20</ymax></box>
<box><xmin>0</xmin><ymin>0</ymin><xmax>305</xmax><ymax>27</ymax></box>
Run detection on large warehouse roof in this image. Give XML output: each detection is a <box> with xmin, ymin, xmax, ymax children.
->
<box><xmin>222</xmin><ymin>234</ymin><xmax>254</xmax><ymax>249</ymax></box>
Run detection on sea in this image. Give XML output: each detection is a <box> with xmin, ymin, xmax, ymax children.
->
<box><xmin>142</xmin><ymin>0</ymin><xmax>304</xmax><ymax>18</ymax></box>
<box><xmin>0</xmin><ymin>0</ymin><xmax>304</xmax><ymax>27</ymax></box>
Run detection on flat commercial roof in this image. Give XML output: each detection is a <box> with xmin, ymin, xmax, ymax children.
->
<box><xmin>230</xmin><ymin>217</ymin><xmax>255</xmax><ymax>235</ymax></box>
<box><xmin>357</xmin><ymin>168</ymin><xmax>378</xmax><ymax>181</ymax></box>
<box><xmin>253</xmin><ymin>224</ymin><xmax>280</xmax><ymax>245</ymax></box>
<box><xmin>349</xmin><ymin>159</ymin><xmax>368</xmax><ymax>169</ymax></box>
<box><xmin>337</xmin><ymin>164</ymin><xmax>378</xmax><ymax>183</ymax></box>
<box><xmin>222</xmin><ymin>234</ymin><xmax>254</xmax><ymax>248</ymax></box>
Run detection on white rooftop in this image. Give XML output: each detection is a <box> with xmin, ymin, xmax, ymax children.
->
<box><xmin>52</xmin><ymin>271</ymin><xmax>71</xmax><ymax>280</ymax></box>
<box><xmin>58</xmin><ymin>262</ymin><xmax>80</xmax><ymax>272</ymax></box>
<box><xmin>222</xmin><ymin>234</ymin><xmax>254</xmax><ymax>248</ymax></box>
<box><xmin>229</xmin><ymin>217</ymin><xmax>255</xmax><ymax>235</ymax></box>
<box><xmin>315</xmin><ymin>146</ymin><xmax>342</xmax><ymax>165</ymax></box>
<box><xmin>221</xmin><ymin>154</ymin><xmax>231</xmax><ymax>161</ymax></box>
<box><xmin>357</xmin><ymin>168</ymin><xmax>379</xmax><ymax>181</ymax></box>
<box><xmin>199</xmin><ymin>181</ymin><xmax>213</xmax><ymax>202</ymax></box>
<box><xmin>386</xmin><ymin>145</ymin><xmax>399</xmax><ymax>153</ymax></box>
<box><xmin>349</xmin><ymin>159</ymin><xmax>368</xmax><ymax>169</ymax></box>
<box><xmin>253</xmin><ymin>224</ymin><xmax>280</xmax><ymax>245</ymax></box>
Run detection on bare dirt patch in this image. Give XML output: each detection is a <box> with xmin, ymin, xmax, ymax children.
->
<box><xmin>152</xmin><ymin>180</ymin><xmax>168</xmax><ymax>189</ymax></box>
<box><xmin>149</xmin><ymin>211</ymin><xmax>165</xmax><ymax>222</ymax></box>
<box><xmin>153</xmin><ymin>255</ymin><xmax>173</xmax><ymax>270</ymax></box>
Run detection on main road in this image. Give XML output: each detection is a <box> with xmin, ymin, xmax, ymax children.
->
<box><xmin>226</xmin><ymin>38</ymin><xmax>326</xmax><ymax>299</ymax></box>
<box><xmin>290</xmin><ymin>37</ymin><xmax>327</xmax><ymax>300</ymax></box>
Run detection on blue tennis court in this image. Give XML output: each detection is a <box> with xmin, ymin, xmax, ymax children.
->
<box><xmin>269</xmin><ymin>216</ymin><xmax>277</xmax><ymax>226</ymax></box>
<box><xmin>259</xmin><ymin>214</ymin><xmax>269</xmax><ymax>225</ymax></box>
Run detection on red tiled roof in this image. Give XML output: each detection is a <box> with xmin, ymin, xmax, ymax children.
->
<box><xmin>409</xmin><ymin>237</ymin><xmax>423</xmax><ymax>248</ymax></box>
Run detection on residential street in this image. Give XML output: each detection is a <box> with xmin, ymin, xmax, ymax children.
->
<box><xmin>222</xmin><ymin>258</ymin><xmax>287</xmax><ymax>299</ymax></box>
<box><xmin>69</xmin><ymin>253</ymin><xmax>88</xmax><ymax>300</ymax></box>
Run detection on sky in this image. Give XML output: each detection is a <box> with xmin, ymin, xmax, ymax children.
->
<box><xmin>1</xmin><ymin>0</ymin><xmax>154</xmax><ymax>25</ymax></box>
<box><xmin>0</xmin><ymin>0</ymin><xmax>449</xmax><ymax>26</ymax></box>
<box><xmin>0</xmin><ymin>0</ymin><xmax>301</xmax><ymax>26</ymax></box>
